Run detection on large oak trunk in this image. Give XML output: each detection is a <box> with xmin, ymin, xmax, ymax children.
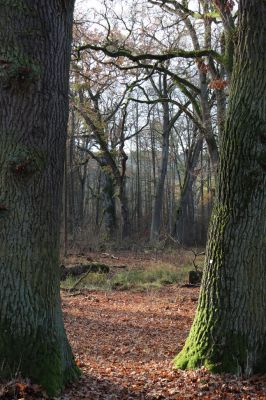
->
<box><xmin>0</xmin><ymin>0</ymin><xmax>79</xmax><ymax>395</ymax></box>
<box><xmin>174</xmin><ymin>0</ymin><xmax>266</xmax><ymax>374</ymax></box>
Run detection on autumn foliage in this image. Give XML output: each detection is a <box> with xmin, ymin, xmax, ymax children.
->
<box><xmin>208</xmin><ymin>79</ymin><xmax>228</xmax><ymax>90</ymax></box>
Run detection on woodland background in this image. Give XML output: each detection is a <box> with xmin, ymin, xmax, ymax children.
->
<box><xmin>1</xmin><ymin>0</ymin><xmax>266</xmax><ymax>398</ymax></box>
<box><xmin>63</xmin><ymin>0</ymin><xmax>221</xmax><ymax>253</ymax></box>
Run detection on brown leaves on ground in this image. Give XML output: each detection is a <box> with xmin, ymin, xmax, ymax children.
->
<box><xmin>60</xmin><ymin>286</ymin><xmax>266</xmax><ymax>400</ymax></box>
<box><xmin>0</xmin><ymin>380</ymin><xmax>46</xmax><ymax>399</ymax></box>
<box><xmin>1</xmin><ymin>245</ymin><xmax>265</xmax><ymax>400</ymax></box>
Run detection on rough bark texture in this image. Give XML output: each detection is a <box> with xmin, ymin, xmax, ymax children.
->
<box><xmin>0</xmin><ymin>0</ymin><xmax>79</xmax><ymax>395</ymax></box>
<box><xmin>174</xmin><ymin>0</ymin><xmax>266</xmax><ymax>375</ymax></box>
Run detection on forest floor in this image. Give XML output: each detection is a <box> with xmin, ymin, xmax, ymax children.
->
<box><xmin>59</xmin><ymin>250</ymin><xmax>266</xmax><ymax>400</ymax></box>
<box><xmin>1</xmin><ymin>251</ymin><xmax>266</xmax><ymax>399</ymax></box>
<box><xmin>60</xmin><ymin>285</ymin><xmax>266</xmax><ymax>400</ymax></box>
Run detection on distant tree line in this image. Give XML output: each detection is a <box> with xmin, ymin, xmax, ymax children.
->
<box><xmin>64</xmin><ymin>0</ymin><xmax>229</xmax><ymax>249</ymax></box>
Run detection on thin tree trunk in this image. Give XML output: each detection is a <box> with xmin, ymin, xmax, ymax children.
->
<box><xmin>119</xmin><ymin>179</ymin><xmax>130</xmax><ymax>239</ymax></box>
<box><xmin>136</xmin><ymin>120</ymin><xmax>142</xmax><ymax>231</ymax></box>
<box><xmin>199</xmin><ymin>145</ymin><xmax>206</xmax><ymax>244</ymax></box>
<box><xmin>200</xmin><ymin>75</ymin><xmax>219</xmax><ymax>170</ymax></box>
<box><xmin>68</xmin><ymin>110</ymin><xmax>76</xmax><ymax>235</ymax></box>
<box><xmin>175</xmin><ymin>137</ymin><xmax>203</xmax><ymax>245</ymax></box>
<box><xmin>95</xmin><ymin>168</ymin><xmax>101</xmax><ymax>229</ymax></box>
<box><xmin>101</xmin><ymin>167</ymin><xmax>117</xmax><ymax>238</ymax></box>
<box><xmin>78</xmin><ymin>168</ymin><xmax>86</xmax><ymax>226</ymax></box>
<box><xmin>64</xmin><ymin>152</ymin><xmax>68</xmax><ymax>257</ymax></box>
<box><xmin>178</xmin><ymin>4</ymin><xmax>220</xmax><ymax>172</ymax></box>
<box><xmin>150</xmin><ymin>81</ymin><xmax>170</xmax><ymax>242</ymax></box>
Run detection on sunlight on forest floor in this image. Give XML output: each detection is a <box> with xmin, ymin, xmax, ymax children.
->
<box><xmin>59</xmin><ymin>280</ymin><xmax>266</xmax><ymax>399</ymax></box>
<box><xmin>60</xmin><ymin>250</ymin><xmax>203</xmax><ymax>291</ymax></box>
<box><xmin>1</xmin><ymin>252</ymin><xmax>265</xmax><ymax>400</ymax></box>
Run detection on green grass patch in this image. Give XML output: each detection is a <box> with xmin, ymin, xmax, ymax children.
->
<box><xmin>61</xmin><ymin>272</ymin><xmax>110</xmax><ymax>290</ymax></box>
<box><xmin>111</xmin><ymin>264</ymin><xmax>188</xmax><ymax>290</ymax></box>
<box><xmin>61</xmin><ymin>263</ymin><xmax>192</xmax><ymax>291</ymax></box>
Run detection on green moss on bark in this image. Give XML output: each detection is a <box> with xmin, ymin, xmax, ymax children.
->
<box><xmin>8</xmin><ymin>145</ymin><xmax>47</xmax><ymax>178</ymax></box>
<box><xmin>174</xmin><ymin>315</ymin><xmax>266</xmax><ymax>375</ymax></box>
<box><xmin>36</xmin><ymin>357</ymin><xmax>80</xmax><ymax>397</ymax></box>
<box><xmin>0</xmin><ymin>323</ymin><xmax>80</xmax><ymax>396</ymax></box>
<box><xmin>0</xmin><ymin>46</ymin><xmax>41</xmax><ymax>88</ymax></box>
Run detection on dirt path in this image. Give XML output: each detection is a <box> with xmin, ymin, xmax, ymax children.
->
<box><xmin>61</xmin><ymin>287</ymin><xmax>266</xmax><ymax>399</ymax></box>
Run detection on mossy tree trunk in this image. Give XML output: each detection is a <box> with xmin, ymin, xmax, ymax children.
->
<box><xmin>174</xmin><ymin>0</ymin><xmax>266</xmax><ymax>375</ymax></box>
<box><xmin>0</xmin><ymin>0</ymin><xmax>79</xmax><ymax>396</ymax></box>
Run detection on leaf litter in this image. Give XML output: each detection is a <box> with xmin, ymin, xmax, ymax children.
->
<box><xmin>60</xmin><ymin>286</ymin><xmax>266</xmax><ymax>400</ymax></box>
<box><xmin>1</xmin><ymin>285</ymin><xmax>266</xmax><ymax>399</ymax></box>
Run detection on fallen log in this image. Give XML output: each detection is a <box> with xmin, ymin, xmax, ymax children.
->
<box><xmin>60</xmin><ymin>262</ymin><xmax>110</xmax><ymax>280</ymax></box>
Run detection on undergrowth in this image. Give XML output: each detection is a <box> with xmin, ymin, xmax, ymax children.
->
<box><xmin>61</xmin><ymin>264</ymin><xmax>193</xmax><ymax>291</ymax></box>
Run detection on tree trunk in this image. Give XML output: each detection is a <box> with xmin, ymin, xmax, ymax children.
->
<box><xmin>101</xmin><ymin>167</ymin><xmax>117</xmax><ymax>238</ymax></box>
<box><xmin>64</xmin><ymin>154</ymin><xmax>68</xmax><ymax>257</ymax></box>
<box><xmin>179</xmin><ymin>4</ymin><xmax>219</xmax><ymax>173</ymax></box>
<box><xmin>77</xmin><ymin>167</ymin><xmax>87</xmax><ymax>226</ymax></box>
<box><xmin>150</xmin><ymin>91</ymin><xmax>170</xmax><ymax>242</ymax></box>
<box><xmin>200</xmin><ymin>73</ymin><xmax>219</xmax><ymax>171</ymax></box>
<box><xmin>0</xmin><ymin>1</ymin><xmax>79</xmax><ymax>395</ymax></box>
<box><xmin>136</xmin><ymin>115</ymin><xmax>142</xmax><ymax>231</ymax></box>
<box><xmin>119</xmin><ymin>180</ymin><xmax>130</xmax><ymax>239</ymax></box>
<box><xmin>174</xmin><ymin>0</ymin><xmax>266</xmax><ymax>374</ymax></box>
<box><xmin>175</xmin><ymin>137</ymin><xmax>203</xmax><ymax>245</ymax></box>
<box><xmin>68</xmin><ymin>109</ymin><xmax>76</xmax><ymax>236</ymax></box>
